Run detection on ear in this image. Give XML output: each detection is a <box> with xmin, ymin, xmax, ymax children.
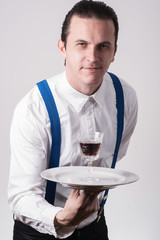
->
<box><xmin>112</xmin><ymin>44</ymin><xmax>118</xmax><ymax>62</ymax></box>
<box><xmin>58</xmin><ymin>39</ymin><xmax>66</xmax><ymax>59</ymax></box>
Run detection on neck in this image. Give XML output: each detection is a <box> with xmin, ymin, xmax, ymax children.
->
<box><xmin>68</xmin><ymin>80</ymin><xmax>101</xmax><ymax>96</ymax></box>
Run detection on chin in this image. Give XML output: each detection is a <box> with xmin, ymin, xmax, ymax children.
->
<box><xmin>82</xmin><ymin>80</ymin><xmax>101</xmax><ymax>90</ymax></box>
<box><xmin>84</xmin><ymin>75</ymin><xmax>102</xmax><ymax>84</ymax></box>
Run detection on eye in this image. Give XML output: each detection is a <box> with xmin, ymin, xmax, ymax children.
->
<box><xmin>100</xmin><ymin>44</ymin><xmax>109</xmax><ymax>49</ymax></box>
<box><xmin>98</xmin><ymin>43</ymin><xmax>111</xmax><ymax>51</ymax></box>
<box><xmin>77</xmin><ymin>42</ymin><xmax>86</xmax><ymax>47</ymax></box>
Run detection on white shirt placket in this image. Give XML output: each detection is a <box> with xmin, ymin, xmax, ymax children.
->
<box><xmin>84</xmin><ymin>97</ymin><xmax>96</xmax><ymax>136</ymax></box>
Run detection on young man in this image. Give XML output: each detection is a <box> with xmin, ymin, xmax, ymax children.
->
<box><xmin>8</xmin><ymin>1</ymin><xmax>138</xmax><ymax>239</ymax></box>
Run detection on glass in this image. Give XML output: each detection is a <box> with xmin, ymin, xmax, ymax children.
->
<box><xmin>79</xmin><ymin>132</ymin><xmax>104</xmax><ymax>182</ymax></box>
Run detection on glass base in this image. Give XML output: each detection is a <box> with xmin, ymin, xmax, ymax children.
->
<box><xmin>80</xmin><ymin>176</ymin><xmax>101</xmax><ymax>183</ymax></box>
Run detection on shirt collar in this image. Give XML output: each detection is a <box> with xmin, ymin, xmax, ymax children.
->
<box><xmin>59</xmin><ymin>71</ymin><xmax>106</xmax><ymax>112</ymax></box>
<box><xmin>92</xmin><ymin>78</ymin><xmax>106</xmax><ymax>108</ymax></box>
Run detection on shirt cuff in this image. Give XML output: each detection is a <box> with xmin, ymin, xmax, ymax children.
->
<box><xmin>42</xmin><ymin>205</ymin><xmax>76</xmax><ymax>239</ymax></box>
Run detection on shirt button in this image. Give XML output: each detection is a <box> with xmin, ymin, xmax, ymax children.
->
<box><xmin>87</xmin><ymin>111</ymin><xmax>91</xmax><ymax>116</ymax></box>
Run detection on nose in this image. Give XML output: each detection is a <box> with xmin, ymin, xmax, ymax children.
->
<box><xmin>86</xmin><ymin>46</ymin><xmax>99</xmax><ymax>63</ymax></box>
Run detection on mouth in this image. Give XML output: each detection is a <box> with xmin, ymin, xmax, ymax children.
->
<box><xmin>82</xmin><ymin>66</ymin><xmax>101</xmax><ymax>72</ymax></box>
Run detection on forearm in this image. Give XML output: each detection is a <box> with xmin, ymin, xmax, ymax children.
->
<box><xmin>54</xmin><ymin>190</ymin><xmax>99</xmax><ymax>228</ymax></box>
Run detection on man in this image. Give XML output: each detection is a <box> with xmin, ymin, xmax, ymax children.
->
<box><xmin>8</xmin><ymin>1</ymin><xmax>138</xmax><ymax>239</ymax></box>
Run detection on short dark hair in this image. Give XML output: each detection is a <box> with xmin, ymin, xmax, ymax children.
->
<box><xmin>61</xmin><ymin>0</ymin><xmax>119</xmax><ymax>48</ymax></box>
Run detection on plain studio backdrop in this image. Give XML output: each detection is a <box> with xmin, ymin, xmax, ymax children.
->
<box><xmin>1</xmin><ymin>0</ymin><xmax>160</xmax><ymax>239</ymax></box>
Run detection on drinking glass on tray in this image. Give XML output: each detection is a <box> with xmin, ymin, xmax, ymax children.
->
<box><xmin>79</xmin><ymin>132</ymin><xmax>104</xmax><ymax>182</ymax></box>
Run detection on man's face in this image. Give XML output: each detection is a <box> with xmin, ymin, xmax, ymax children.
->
<box><xmin>58</xmin><ymin>16</ymin><xmax>117</xmax><ymax>95</ymax></box>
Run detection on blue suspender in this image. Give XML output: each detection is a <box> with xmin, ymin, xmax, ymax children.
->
<box><xmin>37</xmin><ymin>72</ymin><xmax>124</xmax><ymax>206</ymax></box>
<box><xmin>100</xmin><ymin>72</ymin><xmax>124</xmax><ymax>208</ymax></box>
<box><xmin>37</xmin><ymin>80</ymin><xmax>61</xmax><ymax>205</ymax></box>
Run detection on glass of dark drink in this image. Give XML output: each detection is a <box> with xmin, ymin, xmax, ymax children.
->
<box><xmin>79</xmin><ymin>132</ymin><xmax>104</xmax><ymax>182</ymax></box>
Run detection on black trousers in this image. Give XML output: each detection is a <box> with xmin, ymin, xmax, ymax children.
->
<box><xmin>13</xmin><ymin>213</ymin><xmax>109</xmax><ymax>240</ymax></box>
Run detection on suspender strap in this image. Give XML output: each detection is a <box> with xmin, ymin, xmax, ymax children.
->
<box><xmin>100</xmin><ymin>72</ymin><xmax>124</xmax><ymax>208</ymax></box>
<box><xmin>37</xmin><ymin>80</ymin><xmax>61</xmax><ymax>205</ymax></box>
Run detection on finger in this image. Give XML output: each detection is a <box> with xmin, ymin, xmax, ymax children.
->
<box><xmin>83</xmin><ymin>190</ymin><xmax>100</xmax><ymax>199</ymax></box>
<box><xmin>70</xmin><ymin>189</ymin><xmax>80</xmax><ymax>198</ymax></box>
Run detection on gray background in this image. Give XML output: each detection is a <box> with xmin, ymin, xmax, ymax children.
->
<box><xmin>1</xmin><ymin>0</ymin><xmax>160</xmax><ymax>239</ymax></box>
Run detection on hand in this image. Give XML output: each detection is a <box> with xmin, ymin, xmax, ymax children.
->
<box><xmin>54</xmin><ymin>189</ymin><xmax>100</xmax><ymax>227</ymax></box>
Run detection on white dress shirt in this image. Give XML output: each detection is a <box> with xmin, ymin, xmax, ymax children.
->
<box><xmin>8</xmin><ymin>71</ymin><xmax>138</xmax><ymax>238</ymax></box>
